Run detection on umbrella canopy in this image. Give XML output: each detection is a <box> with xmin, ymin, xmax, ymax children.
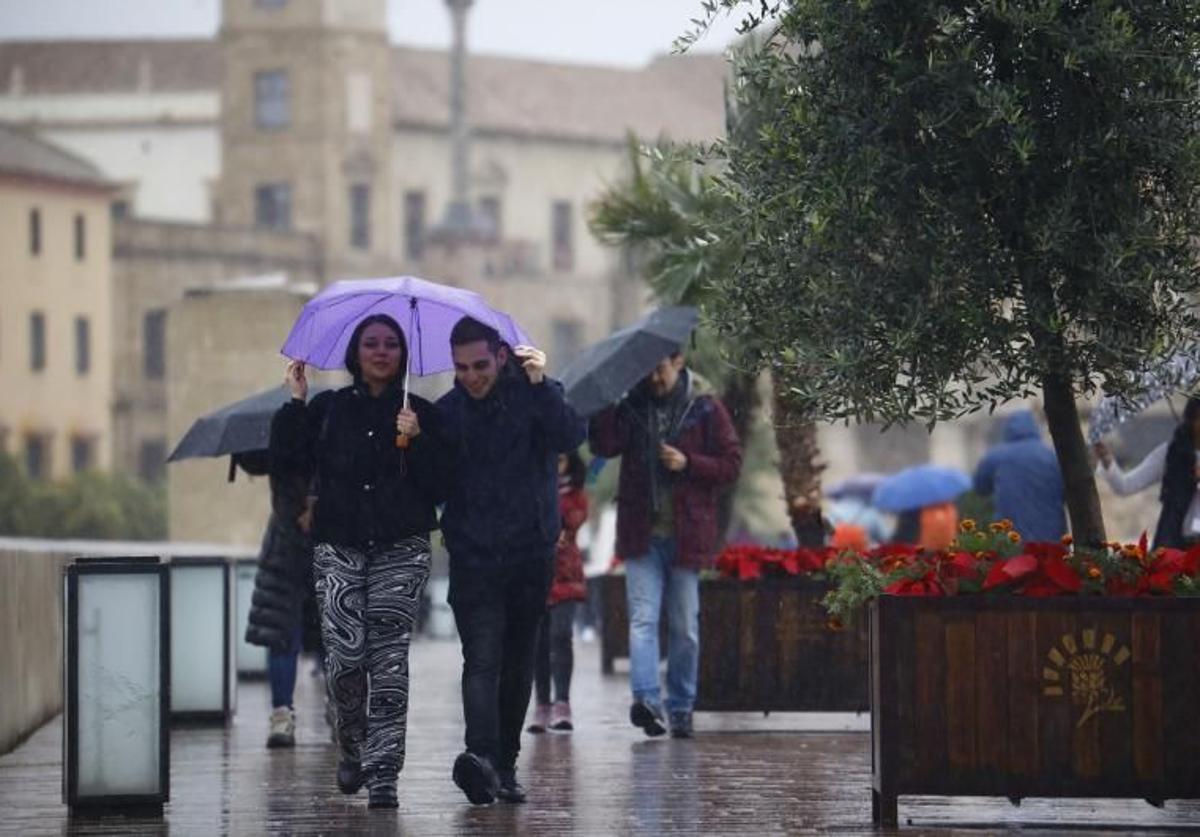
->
<box><xmin>826</xmin><ymin>472</ymin><xmax>886</xmax><ymax>502</ymax></box>
<box><xmin>560</xmin><ymin>306</ymin><xmax>699</xmax><ymax>417</ymax></box>
<box><xmin>871</xmin><ymin>464</ymin><xmax>971</xmax><ymax>513</ymax></box>
<box><xmin>1087</xmin><ymin>352</ymin><xmax>1200</xmax><ymax>444</ymax></box>
<box><xmin>280</xmin><ymin>276</ymin><xmax>531</xmax><ymax>374</ymax></box>
<box><xmin>167</xmin><ymin>384</ymin><xmax>332</xmax><ymax>463</ymax></box>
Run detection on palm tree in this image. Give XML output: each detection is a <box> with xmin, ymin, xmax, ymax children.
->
<box><xmin>589</xmin><ymin>124</ymin><xmax>826</xmax><ymax>545</ymax></box>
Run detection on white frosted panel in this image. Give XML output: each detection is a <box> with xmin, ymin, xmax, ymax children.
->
<box><xmin>76</xmin><ymin>574</ymin><xmax>162</xmax><ymax>797</ymax></box>
<box><xmin>235</xmin><ymin>563</ymin><xmax>267</xmax><ymax>673</ymax></box>
<box><xmin>170</xmin><ymin>565</ymin><xmax>226</xmax><ymax>712</ymax></box>
<box><xmin>426</xmin><ymin>576</ymin><xmax>456</xmax><ymax>640</ymax></box>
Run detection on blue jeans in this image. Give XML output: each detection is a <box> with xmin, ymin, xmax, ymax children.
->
<box><xmin>268</xmin><ymin>624</ymin><xmax>302</xmax><ymax>709</ymax></box>
<box><xmin>625</xmin><ymin>536</ymin><xmax>699</xmax><ymax>714</ymax></box>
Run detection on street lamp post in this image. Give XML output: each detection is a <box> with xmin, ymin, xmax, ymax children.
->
<box><xmin>63</xmin><ymin>556</ymin><xmax>169</xmax><ymax>815</ymax></box>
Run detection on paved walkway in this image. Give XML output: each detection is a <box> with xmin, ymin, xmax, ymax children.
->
<box><xmin>1</xmin><ymin>638</ymin><xmax>1198</xmax><ymax>835</ymax></box>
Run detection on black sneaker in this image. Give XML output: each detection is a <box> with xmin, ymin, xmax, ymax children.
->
<box><xmin>495</xmin><ymin>767</ymin><xmax>528</xmax><ymax>804</ymax></box>
<box><xmin>337</xmin><ymin>760</ymin><xmax>365</xmax><ymax>795</ymax></box>
<box><xmin>452</xmin><ymin>751</ymin><xmax>499</xmax><ymax>805</ymax></box>
<box><xmin>629</xmin><ymin>700</ymin><xmax>667</xmax><ymax>737</ymax></box>
<box><xmin>669</xmin><ymin>710</ymin><xmax>694</xmax><ymax>739</ymax></box>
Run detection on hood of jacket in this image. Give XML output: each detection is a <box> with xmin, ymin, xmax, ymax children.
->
<box><xmin>1003</xmin><ymin>410</ymin><xmax>1041</xmax><ymax>443</ymax></box>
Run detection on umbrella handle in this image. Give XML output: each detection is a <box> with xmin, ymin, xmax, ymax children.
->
<box><xmin>396</xmin><ymin>298</ymin><xmax>415</xmax><ymax>449</ymax></box>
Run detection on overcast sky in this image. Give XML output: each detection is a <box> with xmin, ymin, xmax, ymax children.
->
<box><xmin>0</xmin><ymin>0</ymin><xmax>745</xmax><ymax>67</ymax></box>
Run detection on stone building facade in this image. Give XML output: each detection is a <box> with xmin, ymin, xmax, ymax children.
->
<box><xmin>0</xmin><ymin>126</ymin><xmax>115</xmax><ymax>480</ymax></box>
<box><xmin>111</xmin><ymin>218</ymin><xmax>321</xmax><ymax>482</ymax></box>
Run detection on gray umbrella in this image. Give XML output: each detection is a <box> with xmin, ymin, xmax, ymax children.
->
<box><xmin>560</xmin><ymin>306</ymin><xmax>699</xmax><ymax>417</ymax></box>
<box><xmin>167</xmin><ymin>384</ymin><xmax>332</xmax><ymax>463</ymax></box>
<box><xmin>1087</xmin><ymin>352</ymin><xmax>1200</xmax><ymax>444</ymax></box>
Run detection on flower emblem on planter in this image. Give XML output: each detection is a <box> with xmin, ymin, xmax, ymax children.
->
<box><xmin>1042</xmin><ymin>628</ymin><xmax>1130</xmax><ymax>728</ymax></box>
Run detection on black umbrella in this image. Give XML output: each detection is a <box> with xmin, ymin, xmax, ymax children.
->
<box><xmin>167</xmin><ymin>384</ymin><xmax>332</xmax><ymax>465</ymax></box>
<box><xmin>561</xmin><ymin>306</ymin><xmax>699</xmax><ymax>417</ymax></box>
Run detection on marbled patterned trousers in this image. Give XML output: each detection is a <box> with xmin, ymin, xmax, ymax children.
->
<box><xmin>314</xmin><ymin>536</ymin><xmax>431</xmax><ymax>790</ymax></box>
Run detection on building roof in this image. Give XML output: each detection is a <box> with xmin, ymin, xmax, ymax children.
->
<box><xmin>0</xmin><ymin>39</ymin><xmax>220</xmax><ymax>95</ymax></box>
<box><xmin>0</xmin><ymin>39</ymin><xmax>728</xmax><ymax>144</ymax></box>
<box><xmin>0</xmin><ymin>123</ymin><xmax>108</xmax><ymax>187</ymax></box>
<box><xmin>391</xmin><ymin>48</ymin><xmax>728</xmax><ymax>144</ymax></box>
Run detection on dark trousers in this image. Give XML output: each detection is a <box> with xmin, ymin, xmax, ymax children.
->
<box><xmin>534</xmin><ymin>600</ymin><xmax>579</xmax><ymax>705</ymax></box>
<box><xmin>450</xmin><ymin>553</ymin><xmax>551</xmax><ymax>772</ymax></box>
<box><xmin>267</xmin><ymin>623</ymin><xmax>303</xmax><ymax>709</ymax></box>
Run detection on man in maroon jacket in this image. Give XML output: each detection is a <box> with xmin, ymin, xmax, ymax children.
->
<box><xmin>588</xmin><ymin>352</ymin><xmax>742</xmax><ymax>737</ymax></box>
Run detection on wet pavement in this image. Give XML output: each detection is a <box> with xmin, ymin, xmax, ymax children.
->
<box><xmin>1</xmin><ymin>637</ymin><xmax>1198</xmax><ymax>835</ymax></box>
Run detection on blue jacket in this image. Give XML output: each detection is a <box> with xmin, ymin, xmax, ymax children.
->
<box><xmin>973</xmin><ymin>411</ymin><xmax>1066</xmax><ymax>542</ymax></box>
<box><xmin>436</xmin><ymin>372</ymin><xmax>585</xmax><ymax>566</ymax></box>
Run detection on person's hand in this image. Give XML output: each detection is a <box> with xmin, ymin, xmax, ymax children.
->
<box><xmin>396</xmin><ymin>407</ymin><xmax>421</xmax><ymax>439</ymax></box>
<box><xmin>1092</xmin><ymin>441</ymin><xmax>1112</xmax><ymax>468</ymax></box>
<box><xmin>513</xmin><ymin>345</ymin><xmax>546</xmax><ymax>385</ymax></box>
<box><xmin>285</xmin><ymin>360</ymin><xmax>308</xmax><ymax>401</ymax></box>
<box><xmin>659</xmin><ymin>443</ymin><xmax>688</xmax><ymax>472</ymax></box>
<box><xmin>295</xmin><ymin>498</ymin><xmax>315</xmax><ymax>535</ymax></box>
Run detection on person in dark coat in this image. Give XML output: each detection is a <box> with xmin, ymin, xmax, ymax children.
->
<box><xmin>526</xmin><ymin>450</ymin><xmax>588</xmax><ymax>735</ymax></box>
<box><xmin>589</xmin><ymin>354</ymin><xmax>742</xmax><ymax>739</ymax></box>
<box><xmin>1153</xmin><ymin>397</ymin><xmax>1200</xmax><ymax>550</ymax></box>
<box><xmin>973</xmin><ymin>410</ymin><xmax>1066</xmax><ymax>542</ymax></box>
<box><xmin>270</xmin><ymin>313</ymin><xmax>446</xmax><ymax>810</ymax></box>
<box><xmin>238</xmin><ymin>448</ymin><xmax>319</xmax><ymax>750</ymax></box>
<box><xmin>435</xmin><ymin>316</ymin><xmax>585</xmax><ymax>805</ymax></box>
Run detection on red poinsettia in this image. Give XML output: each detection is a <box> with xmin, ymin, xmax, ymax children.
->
<box><xmin>722</xmin><ymin>523</ymin><xmax>1200</xmax><ymax>602</ymax></box>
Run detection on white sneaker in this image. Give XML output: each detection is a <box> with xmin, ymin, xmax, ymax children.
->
<box><xmin>267</xmin><ymin>706</ymin><xmax>295</xmax><ymax>748</ymax></box>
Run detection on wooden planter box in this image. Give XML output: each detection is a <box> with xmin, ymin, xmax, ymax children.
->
<box><xmin>594</xmin><ymin>573</ymin><xmax>636</xmax><ymax>675</ymax></box>
<box><xmin>593</xmin><ymin>573</ymin><xmax>869</xmax><ymax>712</ymax></box>
<box><xmin>870</xmin><ymin>595</ymin><xmax>1200</xmax><ymax>827</ymax></box>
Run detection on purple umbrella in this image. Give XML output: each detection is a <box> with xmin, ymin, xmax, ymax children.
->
<box><xmin>280</xmin><ymin>276</ymin><xmax>532</xmax><ymax>380</ymax></box>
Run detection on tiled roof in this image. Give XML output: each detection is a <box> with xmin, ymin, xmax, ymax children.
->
<box><xmin>0</xmin><ymin>40</ymin><xmax>220</xmax><ymax>95</ymax></box>
<box><xmin>0</xmin><ymin>39</ymin><xmax>727</xmax><ymax>143</ymax></box>
<box><xmin>0</xmin><ymin>123</ymin><xmax>108</xmax><ymax>186</ymax></box>
<box><xmin>391</xmin><ymin>48</ymin><xmax>728</xmax><ymax>143</ymax></box>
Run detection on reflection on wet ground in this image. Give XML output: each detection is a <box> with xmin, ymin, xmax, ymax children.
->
<box><xmin>1</xmin><ymin>638</ymin><xmax>1197</xmax><ymax>834</ymax></box>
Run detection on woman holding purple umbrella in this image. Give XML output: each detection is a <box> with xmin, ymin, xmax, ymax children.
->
<box><xmin>270</xmin><ymin>313</ymin><xmax>446</xmax><ymax>810</ymax></box>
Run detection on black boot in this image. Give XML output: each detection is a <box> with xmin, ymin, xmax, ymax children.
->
<box><xmin>495</xmin><ymin>767</ymin><xmax>527</xmax><ymax>804</ymax></box>
<box><xmin>368</xmin><ymin>784</ymin><xmax>399</xmax><ymax>809</ymax></box>
<box><xmin>452</xmin><ymin>751</ymin><xmax>499</xmax><ymax>805</ymax></box>
<box><xmin>337</xmin><ymin>761</ymin><xmax>365</xmax><ymax>795</ymax></box>
<box><xmin>669</xmin><ymin>710</ymin><xmax>694</xmax><ymax>739</ymax></box>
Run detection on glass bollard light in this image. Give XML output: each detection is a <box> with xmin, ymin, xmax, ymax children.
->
<box><xmin>234</xmin><ymin>558</ymin><xmax>268</xmax><ymax>677</ymax></box>
<box><xmin>169</xmin><ymin>557</ymin><xmax>235</xmax><ymax>722</ymax></box>
<box><xmin>63</xmin><ymin>556</ymin><xmax>169</xmax><ymax>815</ymax></box>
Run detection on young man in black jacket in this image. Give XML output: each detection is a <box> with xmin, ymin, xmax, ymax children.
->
<box><xmin>437</xmin><ymin>317</ymin><xmax>585</xmax><ymax>805</ymax></box>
